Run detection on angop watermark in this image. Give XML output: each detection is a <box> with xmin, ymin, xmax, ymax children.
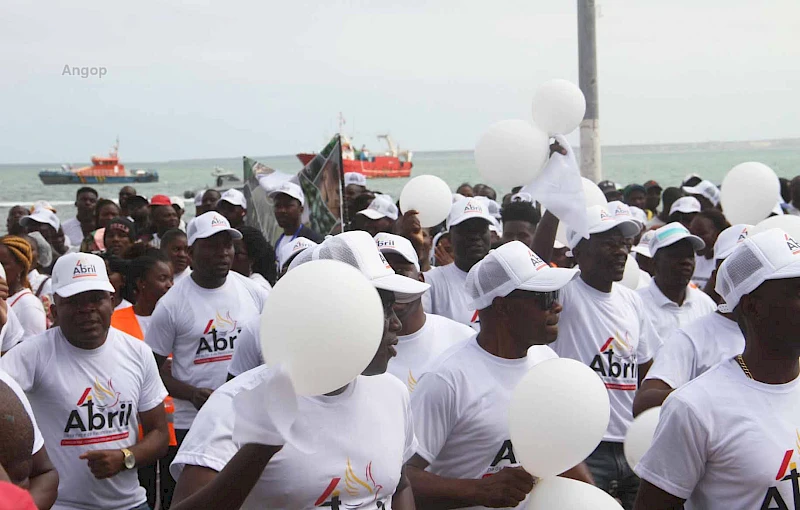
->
<box><xmin>62</xmin><ymin>65</ymin><xmax>107</xmax><ymax>79</ymax></box>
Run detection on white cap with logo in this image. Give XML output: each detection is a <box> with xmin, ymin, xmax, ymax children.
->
<box><xmin>20</xmin><ymin>208</ymin><xmax>61</xmax><ymax>231</ymax></box>
<box><xmin>683</xmin><ymin>180</ymin><xmax>720</xmax><ymax>206</ymax></box>
<box><xmin>51</xmin><ymin>253</ymin><xmax>115</xmax><ymax>298</ymax></box>
<box><xmin>447</xmin><ymin>197</ymin><xmax>498</xmax><ymax>230</ymax></box>
<box><xmin>186</xmin><ymin>212</ymin><xmax>243</xmax><ymax>246</ymax></box>
<box><xmin>649</xmin><ymin>222</ymin><xmax>705</xmax><ymax>257</ymax></box>
<box><xmin>716</xmin><ymin>228</ymin><xmax>800</xmax><ymax>313</ymax></box>
<box><xmin>466</xmin><ymin>240</ymin><xmax>579</xmax><ymax>311</ymax></box>
<box><xmin>268</xmin><ymin>182</ymin><xmax>305</xmax><ymax>206</ymax></box>
<box><xmin>219</xmin><ymin>188</ymin><xmax>247</xmax><ymax>210</ymax></box>
<box><xmin>374</xmin><ymin>233</ymin><xmax>420</xmax><ymax>272</ymax></box>
<box><xmin>565</xmin><ymin>205</ymin><xmax>641</xmax><ymax>250</ymax></box>
<box><xmin>344</xmin><ymin>172</ymin><xmax>367</xmax><ymax>187</ymax></box>
<box><xmin>669</xmin><ymin>196</ymin><xmax>702</xmax><ymax>216</ymax></box>
<box><xmin>288</xmin><ymin>231</ymin><xmax>429</xmax><ymax>296</ymax></box>
<box><xmin>632</xmin><ymin>230</ymin><xmax>657</xmax><ymax>258</ymax></box>
<box><xmin>714</xmin><ymin>224</ymin><xmax>752</xmax><ymax>261</ymax></box>
<box><xmin>357</xmin><ymin>194</ymin><xmax>399</xmax><ymax>221</ymax></box>
<box><xmin>277</xmin><ymin>237</ymin><xmax>319</xmax><ymax>271</ymax></box>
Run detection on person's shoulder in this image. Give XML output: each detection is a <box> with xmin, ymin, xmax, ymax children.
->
<box><xmin>158</xmin><ymin>274</ymin><xmax>192</xmax><ymax>304</ymax></box>
<box><xmin>424</xmin><ymin>337</ymin><xmax>479</xmax><ymax>378</ymax></box>
<box><xmin>688</xmin><ymin>285</ymin><xmax>716</xmax><ymax>308</ymax></box>
<box><xmin>214</xmin><ymin>365</ymin><xmax>273</xmax><ymax>400</ymax></box>
<box><xmin>359</xmin><ymin>372</ymin><xmax>409</xmax><ymax>399</ymax></box>
<box><xmin>426</xmin><ymin>313</ymin><xmax>475</xmax><ymax>338</ymax></box>
<box><xmin>668</xmin><ymin>359</ymin><xmax>734</xmax><ymax>405</ymax></box>
<box><xmin>108</xmin><ymin>327</ymin><xmax>152</xmax><ymax>353</ymax></box>
<box><xmin>300</xmin><ymin>225</ymin><xmax>324</xmax><ymax>243</ymax></box>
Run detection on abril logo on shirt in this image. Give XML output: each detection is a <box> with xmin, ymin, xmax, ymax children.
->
<box><xmin>63</xmin><ymin>377</ymin><xmax>134</xmax><ymax>445</ymax></box>
<box><xmin>762</xmin><ymin>444</ymin><xmax>800</xmax><ymax>508</ymax></box>
<box><xmin>482</xmin><ymin>440</ymin><xmax>520</xmax><ymax>478</ymax></box>
<box><xmin>589</xmin><ymin>332</ymin><xmax>637</xmax><ymax>390</ymax></box>
<box><xmin>314</xmin><ymin>458</ymin><xmax>387</xmax><ymax>509</ymax></box>
<box><xmin>195</xmin><ymin>311</ymin><xmax>240</xmax><ymax>364</ymax></box>
<box><xmin>73</xmin><ymin>260</ymin><xmax>98</xmax><ymax>278</ymax></box>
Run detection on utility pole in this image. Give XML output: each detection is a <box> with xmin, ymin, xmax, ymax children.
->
<box><xmin>578</xmin><ymin>0</ymin><xmax>602</xmax><ymax>182</ymax></box>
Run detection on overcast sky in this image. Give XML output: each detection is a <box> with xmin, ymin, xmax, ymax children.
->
<box><xmin>1</xmin><ymin>0</ymin><xmax>798</xmax><ymax>163</ymax></box>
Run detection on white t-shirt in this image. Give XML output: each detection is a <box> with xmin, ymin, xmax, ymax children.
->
<box><xmin>0</xmin><ymin>327</ymin><xmax>168</xmax><ymax>510</ymax></box>
<box><xmin>135</xmin><ymin>314</ymin><xmax>153</xmax><ymax>338</ymax></box>
<box><xmin>636</xmin><ymin>359</ymin><xmax>800</xmax><ymax>510</ymax></box>
<box><xmin>636</xmin><ymin>281</ymin><xmax>716</xmax><ymax>342</ymax></box>
<box><xmin>29</xmin><ymin>269</ymin><xmax>53</xmax><ymax>300</ymax></box>
<box><xmin>1</xmin><ymin>307</ymin><xmax>25</xmax><ymax>353</ymax></box>
<box><xmin>145</xmin><ymin>271</ymin><xmax>269</xmax><ymax>429</ymax></box>
<box><xmin>412</xmin><ymin>338</ymin><xmax>558</xmax><ymax>510</ymax></box>
<box><xmin>249</xmin><ymin>272</ymin><xmax>273</xmax><ymax>292</ymax></box>
<box><xmin>61</xmin><ymin>217</ymin><xmax>85</xmax><ymax>248</ymax></box>
<box><xmin>173</xmin><ymin>267</ymin><xmax>192</xmax><ymax>284</ymax></box>
<box><xmin>645</xmin><ymin>312</ymin><xmax>744</xmax><ymax>389</ymax></box>
<box><xmin>0</xmin><ymin>367</ymin><xmax>44</xmax><ymax>455</ymax></box>
<box><xmin>422</xmin><ymin>264</ymin><xmax>480</xmax><ymax>331</ymax></box>
<box><xmin>550</xmin><ymin>277</ymin><xmax>662</xmax><ymax>442</ymax></box>
<box><xmin>227</xmin><ymin>317</ymin><xmax>262</xmax><ymax>378</ymax></box>
<box><xmin>387</xmin><ymin>313</ymin><xmax>474</xmax><ymax>392</ymax></box>
<box><xmin>9</xmin><ymin>288</ymin><xmax>46</xmax><ymax>337</ymax></box>
<box><xmin>114</xmin><ymin>299</ymin><xmax>132</xmax><ymax>311</ymax></box>
<box><xmin>691</xmin><ymin>254</ymin><xmax>715</xmax><ymax>289</ymax></box>
<box><xmin>172</xmin><ymin>367</ymin><xmax>417</xmax><ymax>510</ymax></box>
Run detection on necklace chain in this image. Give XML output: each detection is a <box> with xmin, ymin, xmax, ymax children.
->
<box><xmin>736</xmin><ymin>354</ymin><xmax>753</xmax><ymax>380</ymax></box>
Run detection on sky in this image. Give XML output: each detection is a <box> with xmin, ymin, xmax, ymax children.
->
<box><xmin>1</xmin><ymin>0</ymin><xmax>798</xmax><ymax>163</ymax></box>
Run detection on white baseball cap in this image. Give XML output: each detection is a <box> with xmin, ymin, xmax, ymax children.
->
<box><xmin>344</xmin><ymin>172</ymin><xmax>367</xmax><ymax>187</ymax></box>
<box><xmin>607</xmin><ymin>201</ymin><xmax>645</xmax><ymax>229</ymax></box>
<box><xmin>716</xmin><ymin>228</ymin><xmax>800</xmax><ymax>313</ymax></box>
<box><xmin>219</xmin><ymin>188</ymin><xmax>247</xmax><ymax>210</ymax></box>
<box><xmin>20</xmin><ymin>208</ymin><xmax>61</xmax><ymax>231</ymax></box>
<box><xmin>374</xmin><ymin>233</ymin><xmax>420</xmax><ymax>272</ymax></box>
<box><xmin>683</xmin><ymin>180</ymin><xmax>720</xmax><ymax>206</ymax></box>
<box><xmin>447</xmin><ymin>197</ymin><xmax>497</xmax><ymax>230</ymax></box>
<box><xmin>51</xmin><ymin>252</ymin><xmax>115</xmax><ymax>298</ymax></box>
<box><xmin>277</xmin><ymin>237</ymin><xmax>318</xmax><ymax>271</ymax></box>
<box><xmin>268</xmin><ymin>182</ymin><xmax>305</xmax><ymax>206</ymax></box>
<box><xmin>170</xmin><ymin>196</ymin><xmax>185</xmax><ymax>210</ymax></box>
<box><xmin>186</xmin><ymin>211</ymin><xmax>243</xmax><ymax>246</ymax></box>
<box><xmin>357</xmin><ymin>194</ymin><xmax>399</xmax><ymax>221</ymax></box>
<box><xmin>714</xmin><ymin>224</ymin><xmax>752</xmax><ymax>261</ymax></box>
<box><xmin>629</xmin><ymin>206</ymin><xmax>648</xmax><ymax>227</ymax></box>
<box><xmin>466</xmin><ymin>240</ymin><xmax>579</xmax><ymax>311</ymax></box>
<box><xmin>565</xmin><ymin>205</ymin><xmax>641</xmax><ymax>250</ymax></box>
<box><xmin>511</xmin><ymin>192</ymin><xmax>533</xmax><ymax>203</ymax></box>
<box><xmin>194</xmin><ymin>190</ymin><xmax>205</xmax><ymax>206</ymax></box>
<box><xmin>649</xmin><ymin>222</ymin><xmax>705</xmax><ymax>257</ymax></box>
<box><xmin>288</xmin><ymin>231</ymin><xmax>430</xmax><ymax>296</ymax></box>
<box><xmin>669</xmin><ymin>196</ymin><xmax>702</xmax><ymax>216</ymax></box>
<box><xmin>632</xmin><ymin>230</ymin><xmax>657</xmax><ymax>258</ymax></box>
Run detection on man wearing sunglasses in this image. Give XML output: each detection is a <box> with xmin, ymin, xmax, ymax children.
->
<box><xmin>405</xmin><ymin>241</ymin><xmax>593</xmax><ymax>509</ymax></box>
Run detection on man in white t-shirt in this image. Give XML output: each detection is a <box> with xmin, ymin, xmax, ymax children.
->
<box><xmin>61</xmin><ymin>187</ymin><xmax>98</xmax><ymax>247</ymax></box>
<box><xmin>374</xmin><ymin>233</ymin><xmax>474</xmax><ymax>392</ymax></box>
<box><xmin>633</xmin><ymin>223</ymin><xmax>750</xmax><ymax>417</ymax></box>
<box><xmin>634</xmin><ymin>227</ymin><xmax>800</xmax><ymax>510</ymax></box>
<box><xmin>0</xmin><ymin>368</ymin><xmax>59</xmax><ymax>509</ymax></box>
<box><xmin>407</xmin><ymin>241</ymin><xmax>593</xmax><ymax>509</ymax></box>
<box><xmin>168</xmin><ymin>231</ymin><xmax>428</xmax><ymax>509</ymax></box>
<box><xmin>145</xmin><ymin>212</ymin><xmax>269</xmax><ymax>501</ymax></box>
<box><xmin>423</xmin><ymin>197</ymin><xmax>497</xmax><ymax>331</ymax></box>
<box><xmin>1</xmin><ymin>252</ymin><xmax>169</xmax><ymax>510</ymax></box>
<box><xmin>636</xmin><ymin>223</ymin><xmax>716</xmax><ymax>341</ymax></box>
<box><xmin>532</xmin><ymin>204</ymin><xmax>662</xmax><ymax>509</ymax></box>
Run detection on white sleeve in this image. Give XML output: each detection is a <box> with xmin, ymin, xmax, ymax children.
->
<box><xmin>1</xmin><ymin>308</ymin><xmax>25</xmax><ymax>353</ymax></box>
<box><xmin>644</xmin><ymin>330</ymin><xmax>697</xmax><ymax>389</ymax></box>
<box><xmin>401</xmin><ymin>387</ymin><xmax>419</xmax><ymax>464</ymax></box>
<box><xmin>0</xmin><ymin>368</ymin><xmax>44</xmax><ymax>454</ymax></box>
<box><xmin>137</xmin><ymin>343</ymin><xmax>169</xmax><ymax>412</ymax></box>
<box><xmin>0</xmin><ymin>339</ymin><xmax>38</xmax><ymax>392</ymax></box>
<box><xmin>228</xmin><ymin>319</ymin><xmax>263</xmax><ymax>377</ymax></box>
<box><xmin>634</xmin><ymin>394</ymin><xmax>709</xmax><ymax>500</ymax></box>
<box><xmin>15</xmin><ymin>301</ymin><xmax>46</xmax><ymax>336</ymax></box>
<box><xmin>634</xmin><ymin>296</ymin><xmax>662</xmax><ymax>364</ymax></box>
<box><xmin>410</xmin><ymin>372</ymin><xmax>457</xmax><ymax>463</ymax></box>
<box><xmin>170</xmin><ymin>390</ymin><xmax>239</xmax><ymax>480</ymax></box>
<box><xmin>144</xmin><ymin>300</ymin><xmax>176</xmax><ymax>358</ymax></box>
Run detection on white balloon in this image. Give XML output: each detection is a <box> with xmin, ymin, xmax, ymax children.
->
<box><xmin>475</xmin><ymin>120</ymin><xmax>550</xmax><ymax>189</ymax></box>
<box><xmin>553</xmin><ymin>178</ymin><xmax>607</xmax><ymax>244</ymax></box>
<box><xmin>624</xmin><ymin>407</ymin><xmax>662</xmax><ymax>470</ymax></box>
<box><xmin>260</xmin><ymin>260</ymin><xmax>384</xmax><ymax>396</ymax></box>
<box><xmin>620</xmin><ymin>254</ymin><xmax>640</xmax><ymax>290</ymax></box>
<box><xmin>399</xmin><ymin>175</ymin><xmax>453</xmax><ymax>228</ymax></box>
<box><xmin>526</xmin><ymin>477</ymin><xmax>623</xmax><ymax>510</ymax></box>
<box><xmin>531</xmin><ymin>79</ymin><xmax>587</xmax><ymax>135</ymax></box>
<box><xmin>509</xmin><ymin>358</ymin><xmax>610</xmax><ymax>478</ymax></box>
<box><xmin>750</xmin><ymin>215</ymin><xmax>800</xmax><ymax>240</ymax></box>
<box><xmin>720</xmin><ymin>162</ymin><xmax>780</xmax><ymax>225</ymax></box>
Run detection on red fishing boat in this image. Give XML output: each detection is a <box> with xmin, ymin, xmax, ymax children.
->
<box><xmin>297</xmin><ymin>129</ymin><xmax>413</xmax><ymax>179</ymax></box>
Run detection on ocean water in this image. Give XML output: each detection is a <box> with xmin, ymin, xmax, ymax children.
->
<box><xmin>2</xmin><ymin>146</ymin><xmax>799</xmax><ymax>231</ymax></box>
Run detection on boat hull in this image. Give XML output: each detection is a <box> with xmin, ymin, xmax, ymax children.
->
<box><xmin>297</xmin><ymin>153</ymin><xmax>412</xmax><ymax>178</ymax></box>
<box><xmin>38</xmin><ymin>171</ymin><xmax>159</xmax><ymax>185</ymax></box>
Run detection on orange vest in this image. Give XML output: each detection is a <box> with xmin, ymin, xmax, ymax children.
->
<box><xmin>111</xmin><ymin>306</ymin><xmax>177</xmax><ymax>447</ymax></box>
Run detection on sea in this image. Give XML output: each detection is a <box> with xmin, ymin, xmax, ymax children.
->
<box><xmin>2</xmin><ymin>145</ymin><xmax>799</xmax><ymax>233</ymax></box>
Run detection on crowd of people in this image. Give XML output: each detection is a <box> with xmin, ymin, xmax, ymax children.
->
<box><xmin>0</xmin><ymin>162</ymin><xmax>798</xmax><ymax>510</ymax></box>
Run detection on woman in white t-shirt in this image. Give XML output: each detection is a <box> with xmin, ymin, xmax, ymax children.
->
<box><xmin>0</xmin><ymin>236</ymin><xmax>46</xmax><ymax>336</ymax></box>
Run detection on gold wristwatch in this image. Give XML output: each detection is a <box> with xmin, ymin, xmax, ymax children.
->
<box><xmin>121</xmin><ymin>448</ymin><xmax>136</xmax><ymax>470</ymax></box>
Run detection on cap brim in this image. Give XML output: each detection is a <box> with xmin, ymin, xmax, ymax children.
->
<box><xmin>631</xmin><ymin>245</ymin><xmax>652</xmax><ymax>258</ymax></box>
<box><xmin>189</xmin><ymin>227</ymin><xmax>243</xmax><ymax>246</ymax></box>
<box><xmin>653</xmin><ymin>234</ymin><xmax>705</xmax><ymax>255</ymax></box>
<box><xmin>378</xmin><ymin>247</ymin><xmax>419</xmax><ymax>269</ymax></box>
<box><xmin>517</xmin><ymin>267</ymin><xmax>580</xmax><ymax>293</ymax></box>
<box><xmin>764</xmin><ymin>259</ymin><xmax>800</xmax><ymax>283</ymax></box>
<box><xmin>55</xmin><ymin>280</ymin><xmax>115</xmax><ymax>298</ymax></box>
<box><xmin>671</xmin><ymin>206</ymin><xmax>701</xmax><ymax>214</ymax></box>
<box><xmin>448</xmin><ymin>213</ymin><xmax>496</xmax><ymax>229</ymax></box>
<box><xmin>592</xmin><ymin>218</ymin><xmax>641</xmax><ymax>238</ymax></box>
<box><xmin>372</xmin><ymin>273</ymin><xmax>430</xmax><ymax>296</ymax></box>
<box><xmin>268</xmin><ymin>191</ymin><xmax>303</xmax><ymax>205</ymax></box>
<box><xmin>358</xmin><ymin>209</ymin><xmax>387</xmax><ymax>220</ymax></box>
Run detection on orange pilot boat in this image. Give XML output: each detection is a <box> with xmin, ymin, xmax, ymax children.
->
<box><xmin>39</xmin><ymin>138</ymin><xmax>158</xmax><ymax>185</ymax></box>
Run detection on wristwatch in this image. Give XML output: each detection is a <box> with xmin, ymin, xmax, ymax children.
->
<box><xmin>121</xmin><ymin>448</ymin><xmax>136</xmax><ymax>470</ymax></box>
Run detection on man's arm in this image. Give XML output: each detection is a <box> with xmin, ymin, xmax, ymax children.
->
<box><xmin>632</xmin><ymin>379</ymin><xmax>672</xmax><ymax>417</ymax></box>
<box><xmin>634</xmin><ymin>479</ymin><xmax>686</xmax><ymax>510</ymax></box>
<box><xmin>638</xmin><ymin>359</ymin><xmax>653</xmax><ymax>387</ymax></box>
<box><xmin>27</xmin><ymin>447</ymin><xmax>58</xmax><ymax>509</ymax></box>
<box><xmin>392</xmin><ymin>466</ymin><xmax>416</xmax><ymax>510</ymax></box>
<box><xmin>153</xmin><ymin>353</ymin><xmax>213</xmax><ymax>410</ymax></box>
<box><xmin>172</xmin><ymin>444</ymin><xmax>282</xmax><ymax>510</ymax></box>
<box><xmin>531</xmin><ymin>211</ymin><xmax>559</xmax><ymax>264</ymax></box>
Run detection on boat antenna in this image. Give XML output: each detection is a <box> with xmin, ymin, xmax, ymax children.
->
<box><xmin>111</xmin><ymin>136</ymin><xmax>119</xmax><ymax>157</ymax></box>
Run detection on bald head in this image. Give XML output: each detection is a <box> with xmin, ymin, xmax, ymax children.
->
<box><xmin>0</xmin><ymin>380</ymin><xmax>34</xmax><ymax>486</ymax></box>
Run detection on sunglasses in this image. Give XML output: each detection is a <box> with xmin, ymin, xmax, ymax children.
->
<box><xmin>506</xmin><ymin>290</ymin><xmax>560</xmax><ymax>310</ymax></box>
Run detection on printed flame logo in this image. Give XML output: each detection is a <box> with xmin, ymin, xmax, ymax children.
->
<box><xmin>203</xmin><ymin>311</ymin><xmax>237</xmax><ymax>337</ymax></box>
<box><xmin>407</xmin><ymin>370</ymin><xmax>418</xmax><ymax>393</ymax></box>
<box><xmin>76</xmin><ymin>378</ymin><xmax>121</xmax><ymax>409</ymax></box>
<box><xmin>344</xmin><ymin>458</ymin><xmax>383</xmax><ymax>501</ymax></box>
<box><xmin>774</xmin><ymin>430</ymin><xmax>800</xmax><ymax>480</ymax></box>
<box><xmin>600</xmin><ymin>331</ymin><xmax>634</xmax><ymax>359</ymax></box>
